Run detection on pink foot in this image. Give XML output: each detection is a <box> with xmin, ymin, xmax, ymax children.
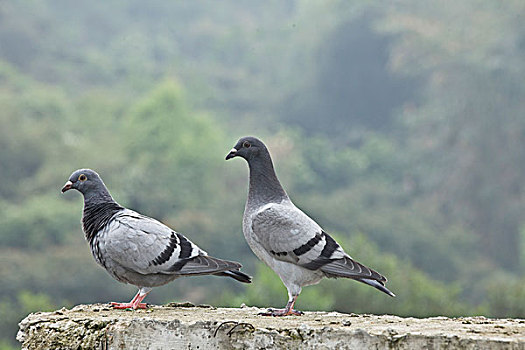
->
<box><xmin>258</xmin><ymin>295</ymin><xmax>303</xmax><ymax>316</ymax></box>
<box><xmin>258</xmin><ymin>308</ymin><xmax>304</xmax><ymax>316</ymax></box>
<box><xmin>110</xmin><ymin>289</ymin><xmax>150</xmax><ymax>310</ymax></box>
<box><xmin>110</xmin><ymin>302</ymin><xmax>148</xmax><ymax>310</ymax></box>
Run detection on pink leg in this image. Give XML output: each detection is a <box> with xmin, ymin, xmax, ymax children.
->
<box><xmin>111</xmin><ymin>290</ymin><xmax>150</xmax><ymax>309</ymax></box>
<box><xmin>259</xmin><ymin>295</ymin><xmax>304</xmax><ymax>317</ymax></box>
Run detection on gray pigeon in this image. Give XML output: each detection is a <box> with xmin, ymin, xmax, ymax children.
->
<box><xmin>61</xmin><ymin>168</ymin><xmax>251</xmax><ymax>309</ymax></box>
<box><xmin>226</xmin><ymin>136</ymin><xmax>394</xmax><ymax>316</ymax></box>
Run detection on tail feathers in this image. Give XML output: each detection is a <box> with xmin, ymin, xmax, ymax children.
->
<box><xmin>358</xmin><ymin>278</ymin><xmax>396</xmax><ymax>297</ymax></box>
<box><xmin>172</xmin><ymin>255</ymin><xmax>242</xmax><ymax>276</ymax></box>
<box><xmin>320</xmin><ymin>256</ymin><xmax>395</xmax><ymax>297</ymax></box>
<box><xmin>215</xmin><ymin>270</ymin><xmax>252</xmax><ymax>283</ymax></box>
<box><xmin>321</xmin><ymin>256</ymin><xmax>386</xmax><ymax>283</ymax></box>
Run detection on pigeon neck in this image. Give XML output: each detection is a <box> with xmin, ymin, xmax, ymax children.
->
<box><xmin>82</xmin><ymin>186</ymin><xmax>116</xmax><ymax>205</ymax></box>
<box><xmin>82</xmin><ymin>190</ymin><xmax>123</xmax><ymax>244</ymax></box>
<box><xmin>247</xmin><ymin>152</ymin><xmax>288</xmax><ymax>207</ymax></box>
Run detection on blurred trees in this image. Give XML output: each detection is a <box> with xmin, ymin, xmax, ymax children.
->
<box><xmin>282</xmin><ymin>11</ymin><xmax>418</xmax><ymax>135</ymax></box>
<box><xmin>0</xmin><ymin>0</ymin><xmax>524</xmax><ymax>347</ymax></box>
<box><xmin>122</xmin><ymin>80</ymin><xmax>225</xmax><ymax>217</ymax></box>
<box><xmin>382</xmin><ymin>0</ymin><xmax>525</xmax><ymax>270</ymax></box>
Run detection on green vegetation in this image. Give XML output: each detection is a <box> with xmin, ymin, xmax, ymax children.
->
<box><xmin>0</xmin><ymin>1</ymin><xmax>523</xmax><ymax>346</ymax></box>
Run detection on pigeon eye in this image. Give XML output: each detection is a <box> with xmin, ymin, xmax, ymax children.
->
<box><xmin>78</xmin><ymin>174</ymin><xmax>87</xmax><ymax>182</ymax></box>
<box><xmin>243</xmin><ymin>141</ymin><xmax>251</xmax><ymax>148</ymax></box>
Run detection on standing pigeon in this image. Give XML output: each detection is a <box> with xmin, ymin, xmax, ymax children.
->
<box><xmin>61</xmin><ymin>169</ymin><xmax>251</xmax><ymax>309</ymax></box>
<box><xmin>226</xmin><ymin>136</ymin><xmax>394</xmax><ymax>316</ymax></box>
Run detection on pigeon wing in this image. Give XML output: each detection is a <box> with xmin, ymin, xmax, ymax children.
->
<box><xmin>250</xmin><ymin>203</ymin><xmax>345</xmax><ymax>266</ymax></box>
<box><xmin>103</xmin><ymin>210</ymin><xmax>240</xmax><ymax>276</ymax></box>
<box><xmin>251</xmin><ymin>203</ymin><xmax>388</xmax><ymax>285</ymax></box>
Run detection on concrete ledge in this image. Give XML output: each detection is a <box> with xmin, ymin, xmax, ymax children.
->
<box><xmin>17</xmin><ymin>303</ymin><xmax>525</xmax><ymax>349</ymax></box>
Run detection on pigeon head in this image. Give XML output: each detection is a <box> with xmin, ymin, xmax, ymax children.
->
<box><xmin>225</xmin><ymin>136</ymin><xmax>268</xmax><ymax>161</ymax></box>
<box><xmin>226</xmin><ymin>136</ymin><xmax>289</xmax><ymax>205</ymax></box>
<box><xmin>61</xmin><ymin>169</ymin><xmax>113</xmax><ymax>201</ymax></box>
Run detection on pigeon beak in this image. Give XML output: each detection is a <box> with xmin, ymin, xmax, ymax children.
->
<box><xmin>61</xmin><ymin>181</ymin><xmax>73</xmax><ymax>193</ymax></box>
<box><xmin>225</xmin><ymin>148</ymin><xmax>238</xmax><ymax>160</ymax></box>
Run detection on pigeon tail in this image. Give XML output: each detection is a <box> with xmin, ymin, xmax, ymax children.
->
<box><xmin>320</xmin><ymin>256</ymin><xmax>387</xmax><ymax>283</ymax></box>
<box><xmin>320</xmin><ymin>256</ymin><xmax>394</xmax><ymax>297</ymax></box>
<box><xmin>171</xmin><ymin>255</ymin><xmax>243</xmax><ymax>276</ymax></box>
<box><xmin>215</xmin><ymin>270</ymin><xmax>252</xmax><ymax>283</ymax></box>
<box><xmin>357</xmin><ymin>278</ymin><xmax>396</xmax><ymax>297</ymax></box>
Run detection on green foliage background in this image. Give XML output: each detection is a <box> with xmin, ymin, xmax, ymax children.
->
<box><xmin>0</xmin><ymin>1</ymin><xmax>524</xmax><ymax>347</ymax></box>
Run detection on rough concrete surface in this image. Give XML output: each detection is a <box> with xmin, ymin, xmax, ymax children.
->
<box><xmin>17</xmin><ymin>303</ymin><xmax>525</xmax><ymax>349</ymax></box>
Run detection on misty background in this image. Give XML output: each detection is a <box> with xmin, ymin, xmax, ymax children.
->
<box><xmin>1</xmin><ymin>1</ymin><xmax>524</xmax><ymax>347</ymax></box>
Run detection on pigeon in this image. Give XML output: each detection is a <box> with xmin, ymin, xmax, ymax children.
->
<box><xmin>61</xmin><ymin>168</ymin><xmax>251</xmax><ymax>309</ymax></box>
<box><xmin>226</xmin><ymin>136</ymin><xmax>394</xmax><ymax>316</ymax></box>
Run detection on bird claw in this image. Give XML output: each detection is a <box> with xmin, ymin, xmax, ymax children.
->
<box><xmin>258</xmin><ymin>308</ymin><xmax>304</xmax><ymax>317</ymax></box>
<box><xmin>110</xmin><ymin>302</ymin><xmax>148</xmax><ymax>310</ymax></box>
